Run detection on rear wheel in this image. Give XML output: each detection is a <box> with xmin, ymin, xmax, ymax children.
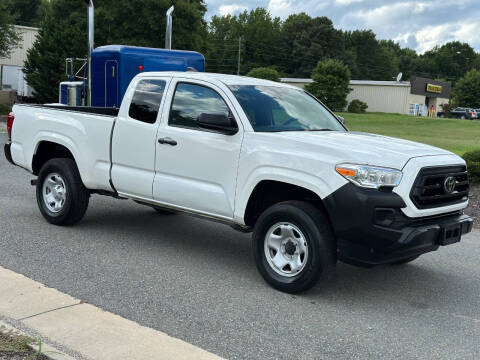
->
<box><xmin>36</xmin><ymin>158</ymin><xmax>89</xmax><ymax>225</ymax></box>
<box><xmin>252</xmin><ymin>201</ymin><xmax>335</xmax><ymax>293</ymax></box>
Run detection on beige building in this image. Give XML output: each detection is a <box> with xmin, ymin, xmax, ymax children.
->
<box><xmin>0</xmin><ymin>25</ymin><xmax>39</xmax><ymax>97</ymax></box>
<box><xmin>281</xmin><ymin>77</ymin><xmax>450</xmax><ymax>116</ymax></box>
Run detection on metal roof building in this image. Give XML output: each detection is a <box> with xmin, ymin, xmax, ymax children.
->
<box><xmin>281</xmin><ymin>77</ymin><xmax>451</xmax><ymax>116</ymax></box>
<box><xmin>0</xmin><ymin>25</ymin><xmax>39</xmax><ymax>98</ymax></box>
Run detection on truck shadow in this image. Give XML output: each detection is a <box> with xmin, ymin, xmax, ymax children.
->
<box><xmin>79</xmin><ymin>200</ymin><xmax>479</xmax><ymax>314</ymax></box>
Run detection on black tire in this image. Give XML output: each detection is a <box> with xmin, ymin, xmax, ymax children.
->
<box><xmin>36</xmin><ymin>158</ymin><xmax>89</xmax><ymax>226</ymax></box>
<box><xmin>252</xmin><ymin>201</ymin><xmax>336</xmax><ymax>293</ymax></box>
<box><xmin>389</xmin><ymin>255</ymin><xmax>419</xmax><ymax>265</ymax></box>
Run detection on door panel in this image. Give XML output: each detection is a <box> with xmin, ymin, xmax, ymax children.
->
<box><xmin>111</xmin><ymin>78</ymin><xmax>170</xmax><ymax>199</ymax></box>
<box><xmin>105</xmin><ymin>60</ymin><xmax>118</xmax><ymax>108</ymax></box>
<box><xmin>153</xmin><ymin>80</ymin><xmax>243</xmax><ymax>219</ymax></box>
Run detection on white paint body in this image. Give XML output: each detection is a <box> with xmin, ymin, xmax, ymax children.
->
<box><xmin>10</xmin><ymin>72</ymin><xmax>468</xmax><ymax>225</ymax></box>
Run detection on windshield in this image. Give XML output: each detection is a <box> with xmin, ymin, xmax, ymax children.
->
<box><xmin>228</xmin><ymin>85</ymin><xmax>346</xmax><ymax>132</ymax></box>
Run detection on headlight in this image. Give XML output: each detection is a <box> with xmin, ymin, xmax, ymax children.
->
<box><xmin>335</xmin><ymin>163</ymin><xmax>402</xmax><ymax>189</ymax></box>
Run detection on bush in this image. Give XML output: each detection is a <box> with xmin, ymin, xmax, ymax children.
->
<box><xmin>347</xmin><ymin>99</ymin><xmax>368</xmax><ymax>113</ymax></box>
<box><xmin>463</xmin><ymin>150</ymin><xmax>480</xmax><ymax>181</ymax></box>
<box><xmin>247</xmin><ymin>67</ymin><xmax>280</xmax><ymax>82</ymax></box>
<box><xmin>0</xmin><ymin>104</ymin><xmax>12</xmax><ymax>115</ymax></box>
<box><xmin>453</xmin><ymin>69</ymin><xmax>480</xmax><ymax>108</ymax></box>
<box><xmin>304</xmin><ymin>59</ymin><xmax>351</xmax><ymax>111</ymax></box>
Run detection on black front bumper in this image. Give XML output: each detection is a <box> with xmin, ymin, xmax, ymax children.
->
<box><xmin>323</xmin><ymin>183</ymin><xmax>473</xmax><ymax>266</ymax></box>
<box><xmin>4</xmin><ymin>143</ymin><xmax>14</xmax><ymax>165</ymax></box>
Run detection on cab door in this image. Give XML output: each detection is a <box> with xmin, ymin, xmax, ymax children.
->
<box><xmin>111</xmin><ymin>76</ymin><xmax>171</xmax><ymax>199</ymax></box>
<box><xmin>153</xmin><ymin>79</ymin><xmax>243</xmax><ymax>219</ymax></box>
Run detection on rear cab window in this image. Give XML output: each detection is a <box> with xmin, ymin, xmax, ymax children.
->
<box><xmin>128</xmin><ymin>79</ymin><xmax>166</xmax><ymax>123</ymax></box>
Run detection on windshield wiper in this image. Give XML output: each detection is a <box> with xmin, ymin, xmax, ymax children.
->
<box><xmin>309</xmin><ymin>129</ymin><xmax>336</xmax><ymax>131</ymax></box>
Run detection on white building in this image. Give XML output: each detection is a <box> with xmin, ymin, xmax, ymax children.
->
<box><xmin>0</xmin><ymin>25</ymin><xmax>39</xmax><ymax>97</ymax></box>
<box><xmin>281</xmin><ymin>77</ymin><xmax>451</xmax><ymax>116</ymax></box>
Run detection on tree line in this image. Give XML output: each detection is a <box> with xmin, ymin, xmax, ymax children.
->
<box><xmin>2</xmin><ymin>0</ymin><xmax>480</xmax><ymax>103</ymax></box>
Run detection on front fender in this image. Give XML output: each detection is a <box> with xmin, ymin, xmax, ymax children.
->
<box><xmin>233</xmin><ymin>165</ymin><xmax>348</xmax><ymax>224</ymax></box>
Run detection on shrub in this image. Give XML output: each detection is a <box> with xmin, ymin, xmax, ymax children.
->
<box><xmin>347</xmin><ymin>99</ymin><xmax>368</xmax><ymax>113</ymax></box>
<box><xmin>304</xmin><ymin>59</ymin><xmax>351</xmax><ymax>111</ymax></box>
<box><xmin>463</xmin><ymin>150</ymin><xmax>480</xmax><ymax>181</ymax></box>
<box><xmin>247</xmin><ymin>67</ymin><xmax>280</xmax><ymax>82</ymax></box>
<box><xmin>0</xmin><ymin>103</ymin><xmax>12</xmax><ymax>115</ymax></box>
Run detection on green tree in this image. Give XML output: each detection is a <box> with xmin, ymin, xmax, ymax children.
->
<box><xmin>344</xmin><ymin>30</ymin><xmax>396</xmax><ymax>80</ymax></box>
<box><xmin>24</xmin><ymin>0</ymin><xmax>208</xmax><ymax>103</ymax></box>
<box><xmin>5</xmin><ymin>0</ymin><xmax>44</xmax><ymax>26</ymax></box>
<box><xmin>247</xmin><ymin>67</ymin><xmax>280</xmax><ymax>81</ymax></box>
<box><xmin>417</xmin><ymin>42</ymin><xmax>477</xmax><ymax>83</ymax></box>
<box><xmin>0</xmin><ymin>1</ymin><xmax>20</xmax><ymax>58</ymax></box>
<box><xmin>452</xmin><ymin>69</ymin><xmax>480</xmax><ymax>108</ymax></box>
<box><xmin>305</xmin><ymin>59</ymin><xmax>351</xmax><ymax>111</ymax></box>
<box><xmin>206</xmin><ymin>8</ymin><xmax>283</xmax><ymax>74</ymax></box>
<box><xmin>281</xmin><ymin>13</ymin><xmax>345</xmax><ymax>77</ymax></box>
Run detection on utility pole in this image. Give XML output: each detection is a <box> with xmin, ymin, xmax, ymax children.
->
<box><xmin>237</xmin><ymin>36</ymin><xmax>242</xmax><ymax>75</ymax></box>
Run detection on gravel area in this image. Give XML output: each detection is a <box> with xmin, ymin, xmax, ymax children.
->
<box><xmin>466</xmin><ymin>182</ymin><xmax>480</xmax><ymax>229</ymax></box>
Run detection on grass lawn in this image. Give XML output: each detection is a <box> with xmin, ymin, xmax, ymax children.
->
<box><xmin>338</xmin><ymin>112</ymin><xmax>480</xmax><ymax>156</ymax></box>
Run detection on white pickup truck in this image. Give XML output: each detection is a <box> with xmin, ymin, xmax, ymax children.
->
<box><xmin>4</xmin><ymin>72</ymin><xmax>473</xmax><ymax>293</ymax></box>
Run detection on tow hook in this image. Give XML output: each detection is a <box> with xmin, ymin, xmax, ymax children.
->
<box><xmin>30</xmin><ymin>179</ymin><xmax>37</xmax><ymax>186</ymax></box>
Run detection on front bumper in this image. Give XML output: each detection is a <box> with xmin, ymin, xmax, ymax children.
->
<box><xmin>323</xmin><ymin>183</ymin><xmax>473</xmax><ymax>266</ymax></box>
<box><xmin>4</xmin><ymin>143</ymin><xmax>14</xmax><ymax>165</ymax></box>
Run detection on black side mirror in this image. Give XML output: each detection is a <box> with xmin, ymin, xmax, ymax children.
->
<box><xmin>336</xmin><ymin>115</ymin><xmax>345</xmax><ymax>124</ymax></box>
<box><xmin>197</xmin><ymin>113</ymin><xmax>238</xmax><ymax>135</ymax></box>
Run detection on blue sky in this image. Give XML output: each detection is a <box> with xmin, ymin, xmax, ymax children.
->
<box><xmin>205</xmin><ymin>0</ymin><xmax>480</xmax><ymax>54</ymax></box>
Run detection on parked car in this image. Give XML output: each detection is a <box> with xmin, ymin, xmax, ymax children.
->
<box><xmin>4</xmin><ymin>72</ymin><xmax>473</xmax><ymax>293</ymax></box>
<box><xmin>438</xmin><ymin>107</ymin><xmax>477</xmax><ymax>119</ymax></box>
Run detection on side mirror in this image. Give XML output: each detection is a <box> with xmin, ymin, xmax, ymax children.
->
<box><xmin>197</xmin><ymin>113</ymin><xmax>238</xmax><ymax>135</ymax></box>
<box><xmin>336</xmin><ymin>115</ymin><xmax>345</xmax><ymax>124</ymax></box>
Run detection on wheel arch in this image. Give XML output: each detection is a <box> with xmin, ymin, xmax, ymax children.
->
<box><xmin>241</xmin><ymin>179</ymin><xmax>335</xmax><ymax>231</ymax></box>
<box><xmin>32</xmin><ymin>140</ymin><xmax>79</xmax><ymax>176</ymax></box>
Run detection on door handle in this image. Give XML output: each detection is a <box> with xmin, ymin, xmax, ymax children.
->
<box><xmin>158</xmin><ymin>137</ymin><xmax>177</xmax><ymax>146</ymax></box>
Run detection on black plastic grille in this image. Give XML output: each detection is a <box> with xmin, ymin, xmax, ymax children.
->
<box><xmin>410</xmin><ymin>165</ymin><xmax>469</xmax><ymax>209</ymax></box>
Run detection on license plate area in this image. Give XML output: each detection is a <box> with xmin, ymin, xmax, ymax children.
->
<box><xmin>439</xmin><ymin>224</ymin><xmax>462</xmax><ymax>245</ymax></box>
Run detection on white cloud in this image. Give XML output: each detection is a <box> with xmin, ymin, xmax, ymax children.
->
<box><xmin>414</xmin><ymin>22</ymin><xmax>480</xmax><ymax>53</ymax></box>
<box><xmin>267</xmin><ymin>0</ymin><xmax>328</xmax><ymax>18</ymax></box>
<box><xmin>205</xmin><ymin>0</ymin><xmax>480</xmax><ymax>52</ymax></box>
<box><xmin>218</xmin><ymin>4</ymin><xmax>248</xmax><ymax>16</ymax></box>
<box><xmin>267</xmin><ymin>0</ymin><xmax>293</xmax><ymax>18</ymax></box>
<box><xmin>334</xmin><ymin>0</ymin><xmax>363</xmax><ymax>6</ymax></box>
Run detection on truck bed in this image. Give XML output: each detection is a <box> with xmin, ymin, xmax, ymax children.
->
<box><xmin>10</xmin><ymin>103</ymin><xmax>116</xmax><ymax>192</ymax></box>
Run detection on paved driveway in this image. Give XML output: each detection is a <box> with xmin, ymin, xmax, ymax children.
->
<box><xmin>1</xmin><ymin>133</ymin><xmax>479</xmax><ymax>359</ymax></box>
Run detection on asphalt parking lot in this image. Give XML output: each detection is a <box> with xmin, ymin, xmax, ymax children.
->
<box><xmin>1</xmin><ymin>133</ymin><xmax>479</xmax><ymax>360</ymax></box>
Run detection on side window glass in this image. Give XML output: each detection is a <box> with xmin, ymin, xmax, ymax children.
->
<box><xmin>128</xmin><ymin>79</ymin><xmax>166</xmax><ymax>123</ymax></box>
<box><xmin>169</xmin><ymin>82</ymin><xmax>230</xmax><ymax>129</ymax></box>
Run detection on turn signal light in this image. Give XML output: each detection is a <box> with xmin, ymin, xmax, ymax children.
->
<box><xmin>335</xmin><ymin>167</ymin><xmax>356</xmax><ymax>177</ymax></box>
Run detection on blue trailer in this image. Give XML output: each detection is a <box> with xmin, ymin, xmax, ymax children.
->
<box><xmin>90</xmin><ymin>45</ymin><xmax>205</xmax><ymax>107</ymax></box>
<box><xmin>59</xmin><ymin>3</ymin><xmax>205</xmax><ymax>108</ymax></box>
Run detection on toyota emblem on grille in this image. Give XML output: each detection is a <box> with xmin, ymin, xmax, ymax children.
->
<box><xmin>444</xmin><ymin>176</ymin><xmax>456</xmax><ymax>194</ymax></box>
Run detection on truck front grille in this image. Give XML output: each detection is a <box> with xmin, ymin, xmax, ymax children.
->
<box><xmin>410</xmin><ymin>165</ymin><xmax>469</xmax><ymax>209</ymax></box>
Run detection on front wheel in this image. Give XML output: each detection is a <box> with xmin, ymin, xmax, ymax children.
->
<box><xmin>36</xmin><ymin>158</ymin><xmax>89</xmax><ymax>225</ymax></box>
<box><xmin>252</xmin><ymin>201</ymin><xmax>336</xmax><ymax>293</ymax></box>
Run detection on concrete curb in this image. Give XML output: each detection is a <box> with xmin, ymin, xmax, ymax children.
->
<box><xmin>0</xmin><ymin>319</ymin><xmax>75</xmax><ymax>360</ymax></box>
<box><xmin>0</xmin><ymin>266</ymin><xmax>224</xmax><ymax>360</ymax></box>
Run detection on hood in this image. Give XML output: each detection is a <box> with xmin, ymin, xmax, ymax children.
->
<box><xmin>266</xmin><ymin>131</ymin><xmax>453</xmax><ymax>169</ymax></box>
